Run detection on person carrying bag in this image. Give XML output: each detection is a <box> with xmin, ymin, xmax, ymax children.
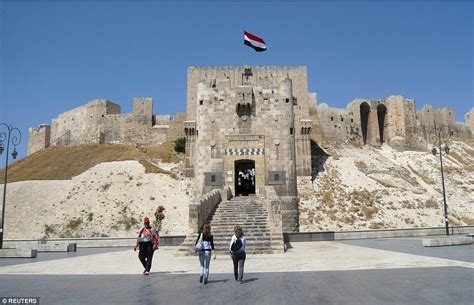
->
<box><xmin>229</xmin><ymin>225</ymin><xmax>247</xmax><ymax>284</ymax></box>
<box><xmin>195</xmin><ymin>224</ymin><xmax>216</xmax><ymax>284</ymax></box>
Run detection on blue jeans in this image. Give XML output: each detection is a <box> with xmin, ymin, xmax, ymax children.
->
<box><xmin>198</xmin><ymin>250</ymin><xmax>211</xmax><ymax>282</ymax></box>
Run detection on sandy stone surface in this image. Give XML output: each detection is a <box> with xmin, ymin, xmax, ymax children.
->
<box><xmin>298</xmin><ymin>141</ymin><xmax>474</xmax><ymax>231</ymax></box>
<box><xmin>4</xmin><ymin>160</ymin><xmax>194</xmax><ymax>239</ymax></box>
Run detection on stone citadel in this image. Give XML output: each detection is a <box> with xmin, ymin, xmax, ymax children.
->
<box><xmin>28</xmin><ymin>66</ymin><xmax>474</xmax><ymax>233</ymax></box>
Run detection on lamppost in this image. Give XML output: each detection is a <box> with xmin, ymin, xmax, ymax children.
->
<box><xmin>429</xmin><ymin>124</ymin><xmax>451</xmax><ymax>236</ymax></box>
<box><xmin>0</xmin><ymin>123</ymin><xmax>22</xmax><ymax>249</ymax></box>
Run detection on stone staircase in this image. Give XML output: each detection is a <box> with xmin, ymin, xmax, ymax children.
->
<box><xmin>177</xmin><ymin>196</ymin><xmax>284</xmax><ymax>255</ymax></box>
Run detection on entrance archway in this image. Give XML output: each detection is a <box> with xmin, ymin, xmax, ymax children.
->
<box><xmin>235</xmin><ymin>160</ymin><xmax>256</xmax><ymax>196</ymax></box>
<box><xmin>377</xmin><ymin>104</ymin><xmax>387</xmax><ymax>144</ymax></box>
<box><xmin>360</xmin><ymin>102</ymin><xmax>370</xmax><ymax>145</ymax></box>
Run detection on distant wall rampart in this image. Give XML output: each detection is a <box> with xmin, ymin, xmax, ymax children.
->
<box><xmin>27</xmin><ymin>124</ymin><xmax>51</xmax><ymax>155</ymax></box>
<box><xmin>27</xmin><ymin>98</ymin><xmax>185</xmax><ymax>155</ymax></box>
<box><xmin>27</xmin><ymin>66</ymin><xmax>473</xmax><ymax>157</ymax></box>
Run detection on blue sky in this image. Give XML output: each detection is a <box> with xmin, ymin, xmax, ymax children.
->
<box><xmin>1</xmin><ymin>1</ymin><xmax>473</xmax><ymax>161</ymax></box>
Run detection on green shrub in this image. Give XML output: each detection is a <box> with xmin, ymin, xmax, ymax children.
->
<box><xmin>174</xmin><ymin>137</ymin><xmax>186</xmax><ymax>153</ymax></box>
<box><xmin>66</xmin><ymin>218</ymin><xmax>82</xmax><ymax>230</ymax></box>
<box><xmin>44</xmin><ymin>224</ymin><xmax>55</xmax><ymax>238</ymax></box>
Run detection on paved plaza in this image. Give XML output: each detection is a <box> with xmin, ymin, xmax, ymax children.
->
<box><xmin>0</xmin><ymin>237</ymin><xmax>472</xmax><ymax>305</ymax></box>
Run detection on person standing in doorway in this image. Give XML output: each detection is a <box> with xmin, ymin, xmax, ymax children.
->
<box><xmin>229</xmin><ymin>225</ymin><xmax>247</xmax><ymax>283</ymax></box>
<box><xmin>195</xmin><ymin>224</ymin><xmax>216</xmax><ymax>284</ymax></box>
<box><xmin>134</xmin><ymin>217</ymin><xmax>159</xmax><ymax>275</ymax></box>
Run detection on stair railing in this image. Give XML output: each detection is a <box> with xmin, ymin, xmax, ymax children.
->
<box><xmin>264</xmin><ymin>186</ymin><xmax>284</xmax><ymax>249</ymax></box>
<box><xmin>188</xmin><ymin>186</ymin><xmax>231</xmax><ymax>234</ymax></box>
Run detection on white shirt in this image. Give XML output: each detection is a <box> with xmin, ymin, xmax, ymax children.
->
<box><xmin>228</xmin><ymin>234</ymin><xmax>246</xmax><ymax>252</ymax></box>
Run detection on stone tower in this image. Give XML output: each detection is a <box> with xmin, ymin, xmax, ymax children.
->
<box><xmin>184</xmin><ymin>66</ymin><xmax>309</xmax><ymax>232</ymax></box>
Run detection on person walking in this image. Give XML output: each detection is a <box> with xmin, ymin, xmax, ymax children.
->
<box><xmin>229</xmin><ymin>225</ymin><xmax>247</xmax><ymax>284</ymax></box>
<box><xmin>134</xmin><ymin>217</ymin><xmax>159</xmax><ymax>275</ymax></box>
<box><xmin>195</xmin><ymin>223</ymin><xmax>216</xmax><ymax>284</ymax></box>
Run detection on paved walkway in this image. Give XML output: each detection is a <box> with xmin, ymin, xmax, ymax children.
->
<box><xmin>0</xmin><ymin>240</ymin><xmax>472</xmax><ymax>275</ymax></box>
<box><xmin>0</xmin><ymin>238</ymin><xmax>472</xmax><ymax>305</ymax></box>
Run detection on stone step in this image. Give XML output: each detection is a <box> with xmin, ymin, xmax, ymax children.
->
<box><xmin>212</xmin><ymin>211</ymin><xmax>268</xmax><ymax>214</ymax></box>
<box><xmin>212</xmin><ymin>234</ymin><xmax>273</xmax><ymax>239</ymax></box>
<box><xmin>212</xmin><ymin>222</ymin><xmax>270</xmax><ymax>226</ymax></box>
<box><xmin>181</xmin><ymin>240</ymin><xmax>283</xmax><ymax>248</ymax></box>
<box><xmin>209</xmin><ymin>221</ymin><xmax>270</xmax><ymax>225</ymax></box>
<box><xmin>210</xmin><ymin>218</ymin><xmax>269</xmax><ymax>222</ymax></box>
<box><xmin>178</xmin><ymin>195</ymin><xmax>284</xmax><ymax>256</ymax></box>
<box><xmin>213</xmin><ymin>211</ymin><xmax>268</xmax><ymax>217</ymax></box>
<box><xmin>214</xmin><ymin>210</ymin><xmax>268</xmax><ymax>217</ymax></box>
<box><xmin>212</xmin><ymin>227</ymin><xmax>272</xmax><ymax>232</ymax></box>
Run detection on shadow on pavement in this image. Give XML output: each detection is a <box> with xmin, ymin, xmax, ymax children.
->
<box><xmin>242</xmin><ymin>277</ymin><xmax>258</xmax><ymax>283</ymax></box>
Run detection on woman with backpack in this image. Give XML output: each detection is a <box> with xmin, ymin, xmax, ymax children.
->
<box><xmin>229</xmin><ymin>225</ymin><xmax>247</xmax><ymax>284</ymax></box>
<box><xmin>134</xmin><ymin>217</ymin><xmax>159</xmax><ymax>275</ymax></box>
<box><xmin>194</xmin><ymin>223</ymin><xmax>216</xmax><ymax>284</ymax></box>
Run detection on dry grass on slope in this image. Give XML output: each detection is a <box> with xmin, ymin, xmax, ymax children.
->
<box><xmin>0</xmin><ymin>143</ymin><xmax>183</xmax><ymax>183</ymax></box>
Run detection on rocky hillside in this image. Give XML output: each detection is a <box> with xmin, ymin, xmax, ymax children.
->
<box><xmin>298</xmin><ymin>141</ymin><xmax>474</xmax><ymax>231</ymax></box>
<box><xmin>2</xmin><ymin>144</ymin><xmax>193</xmax><ymax>240</ymax></box>
<box><xmin>2</xmin><ymin>141</ymin><xmax>473</xmax><ymax>240</ymax></box>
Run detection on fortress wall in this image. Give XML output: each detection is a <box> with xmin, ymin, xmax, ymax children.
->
<box><xmin>187</xmin><ymin>66</ymin><xmax>311</xmax><ymax>178</ymax></box>
<box><xmin>347</xmin><ymin>98</ymin><xmax>382</xmax><ymax>146</ymax></box>
<box><xmin>465</xmin><ymin>108</ymin><xmax>474</xmax><ymax>135</ymax></box>
<box><xmin>133</xmin><ymin>97</ymin><xmax>153</xmax><ymax>125</ymax></box>
<box><xmin>27</xmin><ymin>124</ymin><xmax>51</xmax><ymax>155</ymax></box>
<box><xmin>167</xmin><ymin>112</ymin><xmax>187</xmax><ymax>142</ymax></box>
<box><xmin>385</xmin><ymin>96</ymin><xmax>421</xmax><ymax>150</ymax></box>
<box><xmin>102</xmin><ymin>113</ymin><xmax>167</xmax><ymax>145</ymax></box>
<box><xmin>455</xmin><ymin>123</ymin><xmax>473</xmax><ymax>140</ymax></box>
<box><xmin>192</xmin><ymin>76</ymin><xmax>299</xmax><ymax>231</ymax></box>
<box><xmin>187</xmin><ymin>66</ymin><xmax>310</xmax><ymax>120</ymax></box>
<box><xmin>345</xmin><ymin>96</ymin><xmax>421</xmax><ymax>150</ymax></box>
<box><xmin>312</xmin><ymin>104</ymin><xmax>357</xmax><ymax>144</ymax></box>
<box><xmin>50</xmin><ymin>99</ymin><xmax>118</xmax><ymax>146</ymax></box>
<box><xmin>417</xmin><ymin>105</ymin><xmax>457</xmax><ymax>140</ymax></box>
<box><xmin>154</xmin><ymin>115</ymin><xmax>171</xmax><ymax>125</ymax></box>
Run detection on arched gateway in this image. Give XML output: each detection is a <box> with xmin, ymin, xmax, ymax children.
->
<box><xmin>234</xmin><ymin>159</ymin><xmax>256</xmax><ymax>196</ymax></box>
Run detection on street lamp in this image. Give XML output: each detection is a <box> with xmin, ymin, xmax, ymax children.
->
<box><xmin>0</xmin><ymin>123</ymin><xmax>22</xmax><ymax>249</ymax></box>
<box><xmin>429</xmin><ymin>124</ymin><xmax>452</xmax><ymax>236</ymax></box>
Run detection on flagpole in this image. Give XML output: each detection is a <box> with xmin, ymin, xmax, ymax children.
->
<box><xmin>242</xmin><ymin>31</ymin><xmax>245</xmax><ymax>66</ymax></box>
<box><xmin>242</xmin><ymin>30</ymin><xmax>245</xmax><ymax>85</ymax></box>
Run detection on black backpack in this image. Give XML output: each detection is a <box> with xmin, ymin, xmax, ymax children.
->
<box><xmin>231</xmin><ymin>236</ymin><xmax>242</xmax><ymax>252</ymax></box>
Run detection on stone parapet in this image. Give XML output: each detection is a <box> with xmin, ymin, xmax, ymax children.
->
<box><xmin>422</xmin><ymin>236</ymin><xmax>472</xmax><ymax>247</ymax></box>
<box><xmin>188</xmin><ymin>186</ymin><xmax>231</xmax><ymax>234</ymax></box>
<box><xmin>0</xmin><ymin>248</ymin><xmax>37</xmax><ymax>258</ymax></box>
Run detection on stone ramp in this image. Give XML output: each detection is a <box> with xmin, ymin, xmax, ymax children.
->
<box><xmin>178</xmin><ymin>196</ymin><xmax>284</xmax><ymax>255</ymax></box>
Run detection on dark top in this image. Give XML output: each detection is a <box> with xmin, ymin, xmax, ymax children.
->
<box><xmin>195</xmin><ymin>233</ymin><xmax>215</xmax><ymax>251</ymax></box>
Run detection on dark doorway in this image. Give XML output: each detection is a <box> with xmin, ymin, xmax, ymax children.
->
<box><xmin>360</xmin><ymin>102</ymin><xmax>370</xmax><ymax>145</ymax></box>
<box><xmin>377</xmin><ymin>104</ymin><xmax>387</xmax><ymax>144</ymax></box>
<box><xmin>235</xmin><ymin>160</ymin><xmax>256</xmax><ymax>196</ymax></box>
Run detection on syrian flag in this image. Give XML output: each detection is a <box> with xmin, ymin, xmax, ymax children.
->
<box><xmin>244</xmin><ymin>31</ymin><xmax>267</xmax><ymax>52</ymax></box>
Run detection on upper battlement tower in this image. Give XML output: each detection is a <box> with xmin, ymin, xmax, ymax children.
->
<box><xmin>184</xmin><ymin>66</ymin><xmax>312</xmax><ymax>232</ymax></box>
